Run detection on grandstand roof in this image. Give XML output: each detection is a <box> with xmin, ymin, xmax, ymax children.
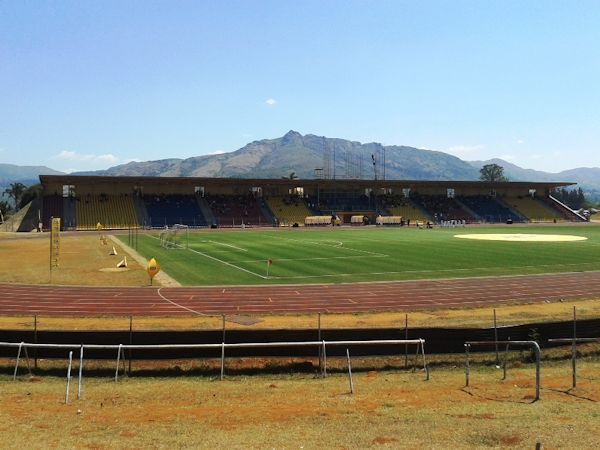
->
<box><xmin>39</xmin><ymin>175</ymin><xmax>575</xmax><ymax>190</ymax></box>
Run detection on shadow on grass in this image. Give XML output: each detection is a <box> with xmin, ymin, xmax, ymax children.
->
<box><xmin>544</xmin><ymin>386</ymin><xmax>598</xmax><ymax>402</ymax></box>
<box><xmin>0</xmin><ymin>360</ymin><xmax>427</xmax><ymax>379</ymax></box>
<box><xmin>460</xmin><ymin>386</ymin><xmax>537</xmax><ymax>404</ymax></box>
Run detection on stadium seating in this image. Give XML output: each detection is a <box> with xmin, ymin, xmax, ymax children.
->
<box><xmin>457</xmin><ymin>196</ymin><xmax>522</xmax><ymax>223</ymax></box>
<box><xmin>75</xmin><ymin>194</ymin><xmax>139</xmax><ymax>230</ymax></box>
<box><xmin>205</xmin><ymin>194</ymin><xmax>270</xmax><ymax>227</ymax></box>
<box><xmin>380</xmin><ymin>195</ymin><xmax>430</xmax><ymax>222</ymax></box>
<box><xmin>265</xmin><ymin>196</ymin><xmax>311</xmax><ymax>226</ymax></box>
<box><xmin>316</xmin><ymin>192</ymin><xmax>374</xmax><ymax>212</ymax></box>
<box><xmin>505</xmin><ymin>196</ymin><xmax>563</xmax><ymax>222</ymax></box>
<box><xmin>542</xmin><ymin>196</ymin><xmax>586</xmax><ymax>221</ymax></box>
<box><xmin>413</xmin><ymin>194</ymin><xmax>474</xmax><ymax>222</ymax></box>
<box><xmin>144</xmin><ymin>194</ymin><xmax>207</xmax><ymax>228</ymax></box>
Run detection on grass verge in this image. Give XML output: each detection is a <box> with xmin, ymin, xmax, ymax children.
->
<box><xmin>1</xmin><ymin>357</ymin><xmax>599</xmax><ymax>449</ymax></box>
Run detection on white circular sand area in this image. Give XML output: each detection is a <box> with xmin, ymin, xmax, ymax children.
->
<box><xmin>454</xmin><ymin>233</ymin><xmax>587</xmax><ymax>242</ymax></box>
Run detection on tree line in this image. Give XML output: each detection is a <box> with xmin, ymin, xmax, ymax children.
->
<box><xmin>0</xmin><ymin>182</ymin><xmax>42</xmax><ymax>220</ymax></box>
<box><xmin>551</xmin><ymin>187</ymin><xmax>586</xmax><ymax>210</ymax></box>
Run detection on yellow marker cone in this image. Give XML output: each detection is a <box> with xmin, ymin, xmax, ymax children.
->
<box><xmin>147</xmin><ymin>257</ymin><xmax>161</xmax><ymax>285</ymax></box>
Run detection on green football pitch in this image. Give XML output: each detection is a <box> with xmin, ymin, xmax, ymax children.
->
<box><xmin>119</xmin><ymin>224</ymin><xmax>600</xmax><ymax>286</ymax></box>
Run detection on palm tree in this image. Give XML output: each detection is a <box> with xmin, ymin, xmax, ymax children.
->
<box><xmin>3</xmin><ymin>182</ymin><xmax>26</xmax><ymax>211</ymax></box>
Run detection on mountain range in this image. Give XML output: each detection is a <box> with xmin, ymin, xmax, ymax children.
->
<box><xmin>0</xmin><ymin>163</ymin><xmax>63</xmax><ymax>203</ymax></box>
<box><xmin>2</xmin><ymin>132</ymin><xmax>599</xmax><ymax>200</ymax></box>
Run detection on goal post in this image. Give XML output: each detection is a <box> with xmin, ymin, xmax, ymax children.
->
<box><xmin>159</xmin><ymin>224</ymin><xmax>189</xmax><ymax>249</ymax></box>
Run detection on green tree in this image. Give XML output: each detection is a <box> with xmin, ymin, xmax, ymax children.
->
<box><xmin>0</xmin><ymin>200</ymin><xmax>11</xmax><ymax>222</ymax></box>
<box><xmin>479</xmin><ymin>164</ymin><xmax>508</xmax><ymax>182</ymax></box>
<box><xmin>282</xmin><ymin>171</ymin><xmax>298</xmax><ymax>180</ymax></box>
<box><xmin>19</xmin><ymin>183</ymin><xmax>42</xmax><ymax>209</ymax></box>
<box><xmin>3</xmin><ymin>182</ymin><xmax>27</xmax><ymax>211</ymax></box>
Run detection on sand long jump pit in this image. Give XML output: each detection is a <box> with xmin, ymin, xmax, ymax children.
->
<box><xmin>454</xmin><ymin>233</ymin><xmax>588</xmax><ymax>242</ymax></box>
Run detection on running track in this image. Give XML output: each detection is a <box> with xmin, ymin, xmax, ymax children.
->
<box><xmin>1</xmin><ymin>271</ymin><xmax>600</xmax><ymax>316</ymax></box>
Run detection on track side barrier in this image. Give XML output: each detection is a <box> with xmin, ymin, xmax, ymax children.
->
<box><xmin>1</xmin><ymin>339</ymin><xmax>427</xmax><ymax>399</ymax></box>
<box><xmin>464</xmin><ymin>340</ymin><xmax>541</xmax><ymax>401</ymax></box>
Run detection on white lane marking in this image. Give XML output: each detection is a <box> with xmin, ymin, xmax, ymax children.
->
<box><xmin>157</xmin><ymin>288</ymin><xmax>206</xmax><ymax>316</ymax></box>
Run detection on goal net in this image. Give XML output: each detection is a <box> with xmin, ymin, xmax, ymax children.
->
<box><xmin>159</xmin><ymin>224</ymin><xmax>189</xmax><ymax>249</ymax></box>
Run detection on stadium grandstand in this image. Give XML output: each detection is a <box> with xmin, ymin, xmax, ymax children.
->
<box><xmin>38</xmin><ymin>175</ymin><xmax>585</xmax><ymax>231</ymax></box>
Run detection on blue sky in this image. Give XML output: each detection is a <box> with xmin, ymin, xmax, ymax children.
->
<box><xmin>1</xmin><ymin>0</ymin><xmax>599</xmax><ymax>173</ymax></box>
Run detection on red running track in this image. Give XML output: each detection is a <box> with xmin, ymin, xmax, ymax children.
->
<box><xmin>1</xmin><ymin>271</ymin><xmax>600</xmax><ymax>316</ymax></box>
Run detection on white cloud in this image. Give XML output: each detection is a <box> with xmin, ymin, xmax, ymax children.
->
<box><xmin>209</xmin><ymin>150</ymin><xmax>225</xmax><ymax>155</ymax></box>
<box><xmin>445</xmin><ymin>144</ymin><xmax>485</xmax><ymax>158</ymax></box>
<box><xmin>530</xmin><ymin>154</ymin><xmax>542</xmax><ymax>160</ymax></box>
<box><xmin>95</xmin><ymin>154</ymin><xmax>119</xmax><ymax>164</ymax></box>
<box><xmin>265</xmin><ymin>98</ymin><xmax>277</xmax><ymax>106</ymax></box>
<box><xmin>516</xmin><ymin>139</ymin><xmax>525</xmax><ymax>144</ymax></box>
<box><xmin>54</xmin><ymin>150</ymin><xmax>118</xmax><ymax>164</ymax></box>
<box><xmin>52</xmin><ymin>150</ymin><xmax>121</xmax><ymax>171</ymax></box>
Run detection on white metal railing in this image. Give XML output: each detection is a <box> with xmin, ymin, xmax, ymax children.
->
<box><xmin>464</xmin><ymin>340</ymin><xmax>541</xmax><ymax>401</ymax></box>
<box><xmin>1</xmin><ymin>339</ymin><xmax>427</xmax><ymax>403</ymax></box>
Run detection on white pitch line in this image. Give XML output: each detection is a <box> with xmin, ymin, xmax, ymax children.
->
<box><xmin>185</xmin><ymin>246</ymin><xmax>266</xmax><ymax>278</ymax></box>
<box><xmin>236</xmin><ymin>254</ymin><xmax>387</xmax><ymax>263</ymax></box>
<box><xmin>265</xmin><ymin>261</ymin><xmax>600</xmax><ymax>280</ymax></box>
<box><xmin>270</xmin><ymin>235</ymin><xmax>387</xmax><ymax>257</ymax></box>
<box><xmin>148</xmin><ymin>234</ymin><xmax>265</xmax><ymax>279</ymax></box>
<box><xmin>157</xmin><ymin>288</ymin><xmax>206</xmax><ymax>316</ymax></box>
<box><xmin>205</xmin><ymin>240</ymin><xmax>248</xmax><ymax>252</ymax></box>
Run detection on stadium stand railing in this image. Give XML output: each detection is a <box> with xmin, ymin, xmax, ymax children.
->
<box><xmin>543</xmin><ymin>196</ymin><xmax>587</xmax><ymax>222</ymax></box>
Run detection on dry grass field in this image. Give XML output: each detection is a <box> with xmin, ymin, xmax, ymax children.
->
<box><xmin>0</xmin><ymin>232</ymin><xmax>148</xmax><ymax>286</ymax></box>
<box><xmin>1</xmin><ymin>358</ymin><xmax>599</xmax><ymax>449</ymax></box>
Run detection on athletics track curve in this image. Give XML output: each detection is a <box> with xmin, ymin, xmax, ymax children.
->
<box><xmin>1</xmin><ymin>271</ymin><xmax>600</xmax><ymax>316</ymax></box>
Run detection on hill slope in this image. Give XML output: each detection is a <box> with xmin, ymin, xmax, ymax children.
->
<box><xmin>77</xmin><ymin>131</ymin><xmax>480</xmax><ymax>180</ymax></box>
<box><xmin>0</xmin><ymin>163</ymin><xmax>63</xmax><ymax>186</ymax></box>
